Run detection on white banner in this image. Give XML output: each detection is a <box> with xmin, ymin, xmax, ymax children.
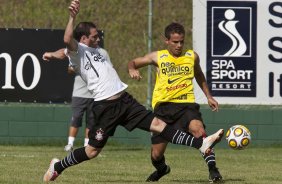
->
<box><xmin>193</xmin><ymin>0</ymin><xmax>282</xmax><ymax>104</ymax></box>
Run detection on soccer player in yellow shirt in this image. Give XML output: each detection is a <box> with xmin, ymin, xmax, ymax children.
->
<box><xmin>128</xmin><ymin>22</ymin><xmax>223</xmax><ymax>183</ymax></box>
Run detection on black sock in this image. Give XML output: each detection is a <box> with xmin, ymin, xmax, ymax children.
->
<box><xmin>160</xmin><ymin>125</ymin><xmax>203</xmax><ymax>149</ymax></box>
<box><xmin>202</xmin><ymin>149</ymin><xmax>216</xmax><ymax>170</ymax></box>
<box><xmin>152</xmin><ymin>156</ymin><xmax>167</xmax><ymax>172</ymax></box>
<box><xmin>54</xmin><ymin>147</ymin><xmax>90</xmax><ymax>174</ymax></box>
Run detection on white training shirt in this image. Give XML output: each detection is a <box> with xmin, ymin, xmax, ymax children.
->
<box><xmin>72</xmin><ymin>75</ymin><xmax>93</xmax><ymax>98</ymax></box>
<box><xmin>67</xmin><ymin>43</ymin><xmax>128</xmax><ymax>101</ymax></box>
<box><xmin>65</xmin><ymin>49</ymin><xmax>93</xmax><ymax>98</ymax></box>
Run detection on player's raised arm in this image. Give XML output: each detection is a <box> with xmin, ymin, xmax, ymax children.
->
<box><xmin>64</xmin><ymin>0</ymin><xmax>80</xmax><ymax>52</ymax></box>
<box><xmin>128</xmin><ymin>51</ymin><xmax>158</xmax><ymax>81</ymax></box>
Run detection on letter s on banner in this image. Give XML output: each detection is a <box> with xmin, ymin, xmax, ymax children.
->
<box><xmin>16</xmin><ymin>53</ymin><xmax>41</xmax><ymax>90</ymax></box>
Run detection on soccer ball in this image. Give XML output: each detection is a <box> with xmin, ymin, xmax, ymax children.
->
<box><xmin>226</xmin><ymin>125</ymin><xmax>251</xmax><ymax>150</ymax></box>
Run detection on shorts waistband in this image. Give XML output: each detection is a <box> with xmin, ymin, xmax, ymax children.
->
<box><xmin>105</xmin><ymin>91</ymin><xmax>125</xmax><ymax>100</ymax></box>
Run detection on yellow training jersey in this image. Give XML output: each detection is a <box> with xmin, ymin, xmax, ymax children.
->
<box><xmin>152</xmin><ymin>49</ymin><xmax>196</xmax><ymax>109</ymax></box>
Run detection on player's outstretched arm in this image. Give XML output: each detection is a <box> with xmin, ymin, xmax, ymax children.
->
<box><xmin>128</xmin><ymin>51</ymin><xmax>158</xmax><ymax>81</ymax></box>
<box><xmin>42</xmin><ymin>48</ymin><xmax>66</xmax><ymax>61</ymax></box>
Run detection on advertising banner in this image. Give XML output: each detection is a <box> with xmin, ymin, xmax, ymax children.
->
<box><xmin>0</xmin><ymin>29</ymin><xmax>74</xmax><ymax>103</ymax></box>
<box><xmin>193</xmin><ymin>0</ymin><xmax>282</xmax><ymax>104</ymax></box>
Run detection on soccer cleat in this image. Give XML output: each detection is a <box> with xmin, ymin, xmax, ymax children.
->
<box><xmin>146</xmin><ymin>165</ymin><xmax>171</xmax><ymax>182</ymax></box>
<box><xmin>43</xmin><ymin>158</ymin><xmax>60</xmax><ymax>182</ymax></box>
<box><xmin>64</xmin><ymin>144</ymin><xmax>73</xmax><ymax>152</ymax></box>
<box><xmin>199</xmin><ymin>129</ymin><xmax>224</xmax><ymax>155</ymax></box>
<box><xmin>209</xmin><ymin>167</ymin><xmax>223</xmax><ymax>183</ymax></box>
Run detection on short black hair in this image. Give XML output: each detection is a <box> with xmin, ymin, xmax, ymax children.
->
<box><xmin>164</xmin><ymin>22</ymin><xmax>185</xmax><ymax>39</ymax></box>
<box><xmin>74</xmin><ymin>22</ymin><xmax>97</xmax><ymax>42</ymax></box>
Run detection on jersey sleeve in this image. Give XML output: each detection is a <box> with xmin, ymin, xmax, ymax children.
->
<box><xmin>67</xmin><ymin>45</ymin><xmax>82</xmax><ymax>74</ymax></box>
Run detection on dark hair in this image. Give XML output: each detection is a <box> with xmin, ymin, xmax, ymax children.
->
<box><xmin>164</xmin><ymin>22</ymin><xmax>185</xmax><ymax>39</ymax></box>
<box><xmin>74</xmin><ymin>22</ymin><xmax>97</xmax><ymax>42</ymax></box>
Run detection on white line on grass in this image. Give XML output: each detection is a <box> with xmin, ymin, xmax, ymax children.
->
<box><xmin>0</xmin><ymin>154</ymin><xmax>35</xmax><ymax>158</ymax></box>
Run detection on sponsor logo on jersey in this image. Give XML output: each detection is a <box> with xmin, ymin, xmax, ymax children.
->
<box><xmin>172</xmin><ymin>94</ymin><xmax>188</xmax><ymax>100</ymax></box>
<box><xmin>168</xmin><ymin>77</ymin><xmax>181</xmax><ymax>84</ymax></box>
<box><xmin>185</xmin><ymin>52</ymin><xmax>192</xmax><ymax>56</ymax></box>
<box><xmin>166</xmin><ymin>84</ymin><xmax>187</xmax><ymax>92</ymax></box>
<box><xmin>160</xmin><ymin>54</ymin><xmax>168</xmax><ymax>58</ymax></box>
<box><xmin>160</xmin><ymin>62</ymin><xmax>190</xmax><ymax>76</ymax></box>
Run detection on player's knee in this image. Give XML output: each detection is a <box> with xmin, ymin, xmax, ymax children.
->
<box><xmin>151</xmin><ymin>150</ymin><xmax>163</xmax><ymax>161</ymax></box>
<box><xmin>150</xmin><ymin>118</ymin><xmax>166</xmax><ymax>133</ymax></box>
<box><xmin>85</xmin><ymin>145</ymin><xmax>102</xmax><ymax>159</ymax></box>
<box><xmin>189</xmin><ymin>127</ymin><xmax>205</xmax><ymax>138</ymax></box>
<box><xmin>188</xmin><ymin>120</ymin><xmax>206</xmax><ymax>138</ymax></box>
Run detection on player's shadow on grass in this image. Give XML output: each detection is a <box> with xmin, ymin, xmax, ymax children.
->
<box><xmin>171</xmin><ymin>178</ymin><xmax>245</xmax><ymax>183</ymax></box>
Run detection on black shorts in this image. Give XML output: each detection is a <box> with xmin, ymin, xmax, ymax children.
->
<box><xmin>71</xmin><ymin>97</ymin><xmax>94</xmax><ymax>129</ymax></box>
<box><xmin>151</xmin><ymin>102</ymin><xmax>204</xmax><ymax>144</ymax></box>
<box><xmin>88</xmin><ymin>92</ymin><xmax>154</xmax><ymax>148</ymax></box>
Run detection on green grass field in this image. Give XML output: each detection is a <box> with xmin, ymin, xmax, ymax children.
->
<box><xmin>0</xmin><ymin>144</ymin><xmax>281</xmax><ymax>184</ymax></box>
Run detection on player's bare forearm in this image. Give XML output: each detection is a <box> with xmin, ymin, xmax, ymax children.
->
<box><xmin>202</xmin><ymin>82</ymin><xmax>219</xmax><ymax>111</ymax></box>
<box><xmin>199</xmin><ymin>79</ymin><xmax>212</xmax><ymax>99</ymax></box>
<box><xmin>128</xmin><ymin>60</ymin><xmax>136</xmax><ymax>70</ymax></box>
<box><xmin>194</xmin><ymin>63</ymin><xmax>218</xmax><ymax>111</ymax></box>
<box><xmin>128</xmin><ymin>60</ymin><xmax>142</xmax><ymax>81</ymax></box>
<box><xmin>128</xmin><ymin>50</ymin><xmax>157</xmax><ymax>81</ymax></box>
<box><xmin>194</xmin><ymin>51</ymin><xmax>213</xmax><ymax>99</ymax></box>
<box><xmin>64</xmin><ymin>16</ymin><xmax>77</xmax><ymax>52</ymax></box>
<box><xmin>43</xmin><ymin>49</ymin><xmax>66</xmax><ymax>61</ymax></box>
<box><xmin>64</xmin><ymin>0</ymin><xmax>79</xmax><ymax>52</ymax></box>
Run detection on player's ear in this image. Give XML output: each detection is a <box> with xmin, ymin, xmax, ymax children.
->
<box><xmin>80</xmin><ymin>35</ymin><xmax>88</xmax><ymax>43</ymax></box>
<box><xmin>163</xmin><ymin>35</ymin><xmax>169</xmax><ymax>44</ymax></box>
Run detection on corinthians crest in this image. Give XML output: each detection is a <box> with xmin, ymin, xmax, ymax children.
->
<box><xmin>95</xmin><ymin>128</ymin><xmax>104</xmax><ymax>141</ymax></box>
